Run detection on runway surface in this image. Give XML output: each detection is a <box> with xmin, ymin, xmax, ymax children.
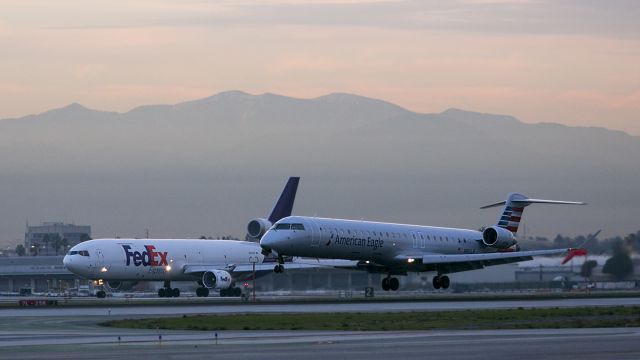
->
<box><xmin>2</xmin><ymin>296</ymin><xmax>640</xmax><ymax>317</ymax></box>
<box><xmin>1</xmin><ymin>325</ymin><xmax>639</xmax><ymax>360</ymax></box>
<box><xmin>1</xmin><ymin>297</ymin><xmax>639</xmax><ymax>359</ymax></box>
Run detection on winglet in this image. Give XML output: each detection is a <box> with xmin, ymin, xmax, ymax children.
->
<box><xmin>561</xmin><ymin>248</ymin><xmax>588</xmax><ymax>265</ymax></box>
<box><xmin>267</xmin><ymin>177</ymin><xmax>300</xmax><ymax>223</ymax></box>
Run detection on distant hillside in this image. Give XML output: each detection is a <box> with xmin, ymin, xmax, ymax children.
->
<box><xmin>1</xmin><ymin>91</ymin><xmax>638</xmax><ymax>244</ymax></box>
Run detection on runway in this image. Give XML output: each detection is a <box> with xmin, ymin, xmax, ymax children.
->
<box><xmin>1</xmin><ymin>325</ymin><xmax>640</xmax><ymax>360</ymax></box>
<box><xmin>2</xmin><ymin>296</ymin><xmax>640</xmax><ymax>317</ymax></box>
<box><xmin>1</xmin><ymin>297</ymin><xmax>639</xmax><ymax>359</ymax></box>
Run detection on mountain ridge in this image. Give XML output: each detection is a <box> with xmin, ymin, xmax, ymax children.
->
<box><xmin>0</xmin><ymin>90</ymin><xmax>637</xmax><ymax>244</ymax></box>
<box><xmin>1</xmin><ymin>91</ymin><xmax>636</xmax><ymax>139</ymax></box>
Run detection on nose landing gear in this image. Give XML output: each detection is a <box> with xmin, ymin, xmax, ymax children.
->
<box><xmin>381</xmin><ymin>276</ymin><xmax>400</xmax><ymax>291</ymax></box>
<box><xmin>274</xmin><ymin>264</ymin><xmax>285</xmax><ymax>273</ymax></box>
<box><xmin>273</xmin><ymin>254</ymin><xmax>285</xmax><ymax>273</ymax></box>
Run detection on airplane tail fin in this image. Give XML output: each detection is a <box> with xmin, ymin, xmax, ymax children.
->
<box><xmin>267</xmin><ymin>177</ymin><xmax>300</xmax><ymax>223</ymax></box>
<box><xmin>481</xmin><ymin>192</ymin><xmax>585</xmax><ymax>234</ymax></box>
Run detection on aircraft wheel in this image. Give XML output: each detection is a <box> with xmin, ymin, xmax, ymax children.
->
<box><xmin>172</xmin><ymin>288</ymin><xmax>180</xmax><ymax>297</ymax></box>
<box><xmin>96</xmin><ymin>290</ymin><xmax>106</xmax><ymax>298</ymax></box>
<box><xmin>158</xmin><ymin>288</ymin><xmax>166</xmax><ymax>297</ymax></box>
<box><xmin>441</xmin><ymin>276</ymin><xmax>450</xmax><ymax>289</ymax></box>
<box><xmin>274</xmin><ymin>264</ymin><xmax>284</xmax><ymax>273</ymax></box>
<box><xmin>233</xmin><ymin>287</ymin><xmax>242</xmax><ymax>297</ymax></box>
<box><xmin>381</xmin><ymin>277</ymin><xmax>390</xmax><ymax>291</ymax></box>
<box><xmin>432</xmin><ymin>276</ymin><xmax>441</xmax><ymax>290</ymax></box>
<box><xmin>203</xmin><ymin>288</ymin><xmax>210</xmax><ymax>297</ymax></box>
<box><xmin>389</xmin><ymin>277</ymin><xmax>400</xmax><ymax>291</ymax></box>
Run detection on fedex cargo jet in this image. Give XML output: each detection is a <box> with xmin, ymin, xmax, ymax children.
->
<box><xmin>260</xmin><ymin>192</ymin><xmax>585</xmax><ymax>291</ymax></box>
<box><xmin>64</xmin><ymin>177</ymin><xmax>301</xmax><ymax>298</ymax></box>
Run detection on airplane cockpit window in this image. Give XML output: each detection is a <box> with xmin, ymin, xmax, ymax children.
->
<box><xmin>68</xmin><ymin>250</ymin><xmax>90</xmax><ymax>257</ymax></box>
<box><xmin>291</xmin><ymin>223</ymin><xmax>305</xmax><ymax>230</ymax></box>
<box><xmin>275</xmin><ymin>223</ymin><xmax>291</xmax><ymax>230</ymax></box>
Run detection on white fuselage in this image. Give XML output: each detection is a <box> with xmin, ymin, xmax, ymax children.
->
<box><xmin>63</xmin><ymin>238</ymin><xmax>264</xmax><ymax>281</ymax></box>
<box><xmin>261</xmin><ymin>216</ymin><xmax>489</xmax><ymax>265</ymax></box>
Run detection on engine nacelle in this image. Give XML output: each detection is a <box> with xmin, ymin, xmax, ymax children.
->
<box><xmin>482</xmin><ymin>226</ymin><xmax>517</xmax><ymax>249</ymax></box>
<box><xmin>202</xmin><ymin>270</ymin><xmax>233</xmax><ymax>290</ymax></box>
<box><xmin>105</xmin><ymin>281</ymin><xmax>138</xmax><ymax>291</ymax></box>
<box><xmin>247</xmin><ymin>218</ymin><xmax>272</xmax><ymax>239</ymax></box>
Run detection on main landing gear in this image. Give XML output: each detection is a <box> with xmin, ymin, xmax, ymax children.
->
<box><xmin>381</xmin><ymin>276</ymin><xmax>400</xmax><ymax>291</ymax></box>
<box><xmin>158</xmin><ymin>281</ymin><xmax>181</xmax><ymax>297</ymax></box>
<box><xmin>96</xmin><ymin>290</ymin><xmax>107</xmax><ymax>298</ymax></box>
<box><xmin>195</xmin><ymin>287</ymin><xmax>210</xmax><ymax>297</ymax></box>
<box><xmin>432</xmin><ymin>275</ymin><xmax>450</xmax><ymax>290</ymax></box>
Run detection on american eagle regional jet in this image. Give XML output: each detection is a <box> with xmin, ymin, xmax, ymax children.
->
<box><xmin>260</xmin><ymin>192</ymin><xmax>585</xmax><ymax>291</ymax></box>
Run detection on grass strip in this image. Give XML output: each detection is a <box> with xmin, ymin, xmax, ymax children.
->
<box><xmin>102</xmin><ymin>306</ymin><xmax>640</xmax><ymax>331</ymax></box>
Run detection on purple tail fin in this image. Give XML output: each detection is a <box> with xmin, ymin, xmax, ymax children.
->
<box><xmin>268</xmin><ymin>177</ymin><xmax>300</xmax><ymax>223</ymax></box>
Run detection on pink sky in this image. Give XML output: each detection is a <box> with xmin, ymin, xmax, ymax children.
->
<box><xmin>0</xmin><ymin>0</ymin><xmax>638</xmax><ymax>134</ymax></box>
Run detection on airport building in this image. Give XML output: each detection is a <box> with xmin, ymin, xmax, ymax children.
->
<box><xmin>0</xmin><ymin>256</ymin><xmax>79</xmax><ymax>294</ymax></box>
<box><xmin>24</xmin><ymin>222</ymin><xmax>91</xmax><ymax>256</ymax></box>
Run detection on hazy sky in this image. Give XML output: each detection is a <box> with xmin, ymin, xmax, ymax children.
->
<box><xmin>1</xmin><ymin>0</ymin><xmax>639</xmax><ymax>134</ymax></box>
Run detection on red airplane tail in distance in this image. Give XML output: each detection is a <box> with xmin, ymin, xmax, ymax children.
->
<box><xmin>561</xmin><ymin>248</ymin><xmax>588</xmax><ymax>265</ymax></box>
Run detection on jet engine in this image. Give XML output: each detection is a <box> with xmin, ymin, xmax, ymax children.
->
<box><xmin>105</xmin><ymin>281</ymin><xmax>138</xmax><ymax>291</ymax></box>
<box><xmin>247</xmin><ymin>218</ymin><xmax>272</xmax><ymax>239</ymax></box>
<box><xmin>482</xmin><ymin>226</ymin><xmax>517</xmax><ymax>249</ymax></box>
<box><xmin>201</xmin><ymin>270</ymin><xmax>233</xmax><ymax>289</ymax></box>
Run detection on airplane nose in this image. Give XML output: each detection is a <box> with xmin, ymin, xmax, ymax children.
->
<box><xmin>63</xmin><ymin>255</ymin><xmax>72</xmax><ymax>270</ymax></box>
<box><xmin>260</xmin><ymin>231</ymin><xmax>278</xmax><ymax>251</ymax></box>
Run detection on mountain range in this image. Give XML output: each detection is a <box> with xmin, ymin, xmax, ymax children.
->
<box><xmin>1</xmin><ymin>91</ymin><xmax>638</xmax><ymax>246</ymax></box>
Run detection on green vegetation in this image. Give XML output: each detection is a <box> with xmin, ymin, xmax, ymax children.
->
<box><xmin>603</xmin><ymin>243</ymin><xmax>635</xmax><ymax>280</ymax></box>
<box><xmin>103</xmin><ymin>306</ymin><xmax>640</xmax><ymax>331</ymax></box>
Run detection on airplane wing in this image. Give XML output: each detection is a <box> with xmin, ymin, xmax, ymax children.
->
<box><xmin>393</xmin><ymin>248</ymin><xmax>572</xmax><ymax>275</ymax></box>
<box><xmin>182</xmin><ymin>258</ymin><xmax>342</xmax><ymax>280</ymax></box>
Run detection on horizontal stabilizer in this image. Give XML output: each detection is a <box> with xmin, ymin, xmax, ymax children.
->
<box><xmin>482</xmin><ymin>193</ymin><xmax>586</xmax><ymax>234</ymax></box>
<box><xmin>481</xmin><ymin>197</ymin><xmax>586</xmax><ymax>209</ymax></box>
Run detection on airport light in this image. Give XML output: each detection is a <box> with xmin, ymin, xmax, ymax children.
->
<box><xmin>407</xmin><ymin>258</ymin><xmax>415</xmax><ymax>264</ymax></box>
<box><xmin>100</xmin><ymin>267</ymin><xmax>108</xmax><ymax>273</ymax></box>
